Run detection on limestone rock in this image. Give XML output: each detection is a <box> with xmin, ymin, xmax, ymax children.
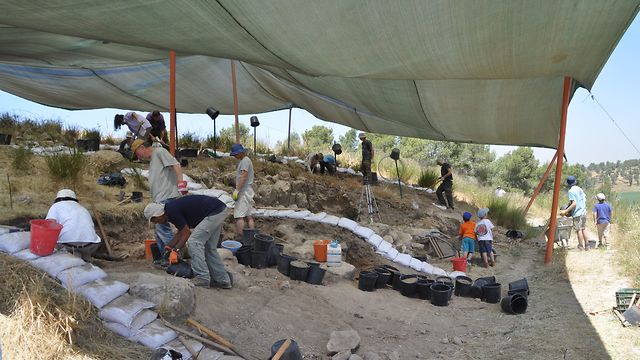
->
<box><xmin>332</xmin><ymin>351</ymin><xmax>352</xmax><ymax>360</ymax></box>
<box><xmin>327</xmin><ymin>329</ymin><xmax>361</xmax><ymax>355</ymax></box>
<box><xmin>216</xmin><ymin>248</ymin><xmax>236</xmax><ymax>262</ymax></box>
<box><xmin>349</xmin><ymin>355</ymin><xmax>363</xmax><ymax>360</ymax></box>
<box><xmin>324</xmin><ymin>262</ymin><xmax>355</xmax><ymax>283</ymax></box>
<box><xmin>382</xmin><ymin>235</ymin><xmax>394</xmax><ymax>244</ymax></box>
<box><xmin>363</xmin><ymin>352</ymin><xmax>382</xmax><ymax>360</ymax></box>
<box><xmin>289</xmin><ymin>240</ymin><xmax>314</xmax><ymax>260</ymax></box>
<box><xmin>388</xmin><ymin>351</ymin><xmax>400</xmax><ymax>360</ymax></box>
<box><xmin>452</xmin><ymin>336</ymin><xmax>463</xmax><ymax>345</ymax></box>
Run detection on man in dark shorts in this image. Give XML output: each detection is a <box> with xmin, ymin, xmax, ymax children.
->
<box><xmin>436</xmin><ymin>159</ymin><xmax>454</xmax><ymax>210</ymax></box>
<box><xmin>144</xmin><ymin>195</ymin><xmax>232</xmax><ymax>289</ymax></box>
<box><xmin>359</xmin><ymin>133</ymin><xmax>374</xmax><ymax>183</ymax></box>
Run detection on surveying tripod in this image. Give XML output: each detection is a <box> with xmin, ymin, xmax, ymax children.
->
<box><xmin>357</xmin><ymin>176</ymin><xmax>381</xmax><ymax>223</ymax></box>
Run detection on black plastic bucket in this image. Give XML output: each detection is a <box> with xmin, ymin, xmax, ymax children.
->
<box><xmin>417</xmin><ymin>279</ymin><xmax>435</xmax><ymax>300</ymax></box>
<box><xmin>242</xmin><ymin>228</ymin><xmax>259</xmax><ymax>247</ymax></box>
<box><xmin>277</xmin><ymin>254</ymin><xmax>296</xmax><ymax>276</ymax></box>
<box><xmin>501</xmin><ymin>293</ymin><xmax>528</xmax><ymax>314</ymax></box>
<box><xmin>399</xmin><ymin>274</ymin><xmax>418</xmax><ymax>297</ymax></box>
<box><xmin>508</xmin><ymin>278</ymin><xmax>530</xmax><ymax>296</ymax></box>
<box><xmin>358</xmin><ymin>271</ymin><xmax>378</xmax><ymax>292</ymax></box>
<box><xmin>0</xmin><ymin>134</ymin><xmax>12</xmax><ymax>145</ymax></box>
<box><xmin>250</xmin><ymin>250</ymin><xmax>269</xmax><ymax>269</ymax></box>
<box><xmin>268</xmin><ymin>243</ymin><xmax>284</xmax><ymax>266</ymax></box>
<box><xmin>306</xmin><ymin>264</ymin><xmax>326</xmax><ymax>285</ymax></box>
<box><xmin>131</xmin><ymin>191</ymin><xmax>143</xmax><ymax>203</ymax></box>
<box><xmin>383</xmin><ymin>265</ymin><xmax>399</xmax><ymax>285</ymax></box>
<box><xmin>471</xmin><ymin>276</ymin><xmax>496</xmax><ymax>299</ymax></box>
<box><xmin>289</xmin><ymin>261</ymin><xmax>309</xmax><ymax>281</ymax></box>
<box><xmin>482</xmin><ymin>283</ymin><xmax>502</xmax><ymax>303</ymax></box>
<box><xmin>254</xmin><ymin>234</ymin><xmax>275</xmax><ymax>252</ymax></box>
<box><xmin>507</xmin><ymin>288</ymin><xmax>528</xmax><ymax>298</ymax></box>
<box><xmin>454</xmin><ymin>276</ymin><xmax>473</xmax><ymax>297</ymax></box>
<box><xmin>436</xmin><ymin>276</ymin><xmax>454</xmax><ymax>286</ymax></box>
<box><xmin>374</xmin><ymin>268</ymin><xmax>391</xmax><ymax>289</ymax></box>
<box><xmin>270</xmin><ymin>339</ymin><xmax>303</xmax><ymax>360</ymax></box>
<box><xmin>430</xmin><ymin>283</ymin><xmax>452</xmax><ymax>306</ymax></box>
<box><xmin>391</xmin><ymin>271</ymin><xmax>404</xmax><ymax>291</ymax></box>
<box><xmin>235</xmin><ymin>245</ymin><xmax>252</xmax><ymax>266</ymax></box>
<box><xmin>149</xmin><ymin>243</ymin><xmax>162</xmax><ymax>261</ymax></box>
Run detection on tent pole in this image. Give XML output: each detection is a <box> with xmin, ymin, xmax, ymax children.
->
<box><xmin>545</xmin><ymin>76</ymin><xmax>571</xmax><ymax>264</ymax></box>
<box><xmin>231</xmin><ymin>60</ymin><xmax>240</xmax><ymax>143</ymax></box>
<box><xmin>524</xmin><ymin>151</ymin><xmax>559</xmax><ymax>215</ymax></box>
<box><xmin>287</xmin><ymin>106</ymin><xmax>292</xmax><ymax>153</ymax></box>
<box><xmin>169</xmin><ymin>50</ymin><xmax>176</xmax><ymax>156</ymax></box>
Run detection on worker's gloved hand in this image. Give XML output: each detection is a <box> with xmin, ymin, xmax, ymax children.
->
<box><xmin>177</xmin><ymin>180</ymin><xmax>188</xmax><ymax>195</ymax></box>
<box><xmin>232</xmin><ymin>190</ymin><xmax>239</xmax><ymax>201</ymax></box>
<box><xmin>169</xmin><ymin>249</ymin><xmax>180</xmax><ymax>265</ymax></box>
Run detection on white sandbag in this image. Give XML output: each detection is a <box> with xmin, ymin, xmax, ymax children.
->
<box><xmin>0</xmin><ymin>231</ymin><xmax>30</xmax><ymax>254</ymax></box>
<box><xmin>366</xmin><ymin>234</ymin><xmax>383</xmax><ymax>247</ymax></box>
<box><xmin>57</xmin><ymin>263</ymin><xmax>107</xmax><ymax>290</ymax></box>
<box><xmin>121</xmin><ymin>168</ymin><xmax>149</xmax><ymax>177</ymax></box>
<box><xmin>337</xmin><ymin>218</ymin><xmax>358</xmax><ymax>231</ymax></box>
<box><xmin>286</xmin><ymin>210</ymin><xmax>311</xmax><ymax>219</ymax></box>
<box><xmin>252</xmin><ymin>208</ymin><xmax>266</xmax><ymax>217</ymax></box>
<box><xmin>218</xmin><ymin>195</ymin><xmax>235</xmax><ymax>206</ymax></box>
<box><xmin>131</xmin><ymin>319</ymin><xmax>178</xmax><ymax>349</ymax></box>
<box><xmin>163</xmin><ymin>338</ymin><xmax>204</xmax><ymax>360</ymax></box>
<box><xmin>103</xmin><ymin>321</ymin><xmax>131</xmax><ymax>338</ymax></box>
<box><xmin>420</xmin><ymin>262</ymin><xmax>435</xmax><ymax>274</ymax></box>
<box><xmin>99</xmin><ymin>294</ymin><xmax>155</xmax><ymax>327</ymax></box>
<box><xmin>12</xmin><ymin>248</ymin><xmax>40</xmax><ymax>261</ymax></box>
<box><xmin>395</xmin><ymin>253</ymin><xmax>412</xmax><ymax>267</ymax></box>
<box><xmin>29</xmin><ymin>252</ymin><xmax>86</xmax><ymax>277</ymax></box>
<box><xmin>131</xmin><ymin>309</ymin><xmax>158</xmax><ymax>332</ymax></box>
<box><xmin>376</xmin><ymin>241</ymin><xmax>392</xmax><ymax>253</ymax></box>
<box><xmin>304</xmin><ymin>212</ymin><xmax>327</xmax><ymax>222</ymax></box>
<box><xmin>319</xmin><ymin>215</ymin><xmax>340</xmax><ymax>226</ymax></box>
<box><xmin>384</xmin><ymin>247</ymin><xmax>400</xmax><ymax>261</ymax></box>
<box><xmin>431</xmin><ymin>267</ymin><xmax>448</xmax><ymax>276</ymax></box>
<box><xmin>76</xmin><ymin>279</ymin><xmax>129</xmax><ymax>308</ymax></box>
<box><xmin>190</xmin><ymin>188</ymin><xmax>225</xmax><ymax>198</ymax></box>
<box><xmin>272</xmin><ymin>210</ymin><xmax>295</xmax><ymax>218</ymax></box>
<box><xmin>353</xmin><ymin>226</ymin><xmax>375</xmax><ymax>239</ymax></box>
<box><xmin>263</xmin><ymin>209</ymin><xmax>279</xmax><ymax>217</ymax></box>
<box><xmin>409</xmin><ymin>257</ymin><xmax>423</xmax><ymax>271</ymax></box>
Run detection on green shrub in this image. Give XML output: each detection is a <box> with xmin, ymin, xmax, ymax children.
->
<box><xmin>45</xmin><ymin>149</ymin><xmax>87</xmax><ymax>185</ymax></box>
<box><xmin>178</xmin><ymin>132</ymin><xmax>201</xmax><ymax>149</ymax></box>
<box><xmin>612</xmin><ymin>201</ymin><xmax>640</xmax><ymax>286</ymax></box>
<box><xmin>418</xmin><ymin>168</ymin><xmax>439</xmax><ymax>188</ymax></box>
<box><xmin>63</xmin><ymin>125</ymin><xmax>80</xmax><ymax>146</ymax></box>
<box><xmin>486</xmin><ymin>197</ymin><xmax>529</xmax><ymax>230</ymax></box>
<box><xmin>102</xmin><ymin>134</ymin><xmax>118</xmax><ymax>145</ymax></box>
<box><xmin>82</xmin><ymin>128</ymin><xmax>101</xmax><ymax>140</ymax></box>
<box><xmin>11</xmin><ymin>146</ymin><xmax>33</xmax><ymax>173</ymax></box>
<box><xmin>0</xmin><ymin>112</ymin><xmax>18</xmax><ymax>132</ymax></box>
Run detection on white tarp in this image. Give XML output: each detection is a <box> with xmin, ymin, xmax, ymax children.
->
<box><xmin>0</xmin><ymin>1</ymin><xmax>637</xmax><ymax>147</ymax></box>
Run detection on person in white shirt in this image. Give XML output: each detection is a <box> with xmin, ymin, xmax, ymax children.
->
<box><xmin>114</xmin><ymin>111</ymin><xmax>152</xmax><ymax>140</ymax></box>
<box><xmin>494</xmin><ymin>186</ymin><xmax>506</xmax><ymax>197</ymax></box>
<box><xmin>475</xmin><ymin>208</ymin><xmax>496</xmax><ymax>267</ymax></box>
<box><xmin>46</xmin><ymin>189</ymin><xmax>101</xmax><ymax>261</ymax></box>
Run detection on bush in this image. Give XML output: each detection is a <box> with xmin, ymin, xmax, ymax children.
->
<box><xmin>418</xmin><ymin>168</ymin><xmax>439</xmax><ymax>188</ymax></box>
<box><xmin>486</xmin><ymin>197</ymin><xmax>529</xmax><ymax>230</ymax></box>
<box><xmin>11</xmin><ymin>146</ymin><xmax>33</xmax><ymax>173</ymax></box>
<box><xmin>81</xmin><ymin>128</ymin><xmax>101</xmax><ymax>140</ymax></box>
<box><xmin>612</xmin><ymin>201</ymin><xmax>640</xmax><ymax>286</ymax></box>
<box><xmin>102</xmin><ymin>134</ymin><xmax>118</xmax><ymax>145</ymax></box>
<box><xmin>178</xmin><ymin>132</ymin><xmax>201</xmax><ymax>149</ymax></box>
<box><xmin>45</xmin><ymin>149</ymin><xmax>87</xmax><ymax>185</ymax></box>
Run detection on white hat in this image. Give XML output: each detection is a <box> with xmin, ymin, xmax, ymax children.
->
<box><xmin>358</xmin><ymin>132</ymin><xmax>366</xmax><ymax>139</ymax></box>
<box><xmin>596</xmin><ymin>193</ymin><xmax>606</xmax><ymax>201</ymax></box>
<box><xmin>56</xmin><ymin>189</ymin><xmax>77</xmax><ymax>200</ymax></box>
<box><xmin>143</xmin><ymin>202</ymin><xmax>165</xmax><ymax>220</ymax></box>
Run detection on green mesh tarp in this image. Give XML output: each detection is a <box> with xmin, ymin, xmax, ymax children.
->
<box><xmin>0</xmin><ymin>1</ymin><xmax>637</xmax><ymax>148</ymax></box>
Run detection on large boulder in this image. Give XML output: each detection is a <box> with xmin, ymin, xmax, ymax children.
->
<box><xmin>324</xmin><ymin>263</ymin><xmax>356</xmax><ymax>283</ymax></box>
<box><xmin>326</xmin><ymin>329</ymin><xmax>361</xmax><ymax>355</ymax></box>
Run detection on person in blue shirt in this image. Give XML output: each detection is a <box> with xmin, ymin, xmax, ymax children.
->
<box><xmin>559</xmin><ymin>176</ymin><xmax>587</xmax><ymax>250</ymax></box>
<box><xmin>592</xmin><ymin>192</ymin><xmax>613</xmax><ymax>248</ymax></box>
<box><xmin>320</xmin><ymin>154</ymin><xmax>337</xmax><ymax>175</ymax></box>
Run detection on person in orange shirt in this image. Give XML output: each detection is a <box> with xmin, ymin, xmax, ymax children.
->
<box><xmin>458</xmin><ymin>211</ymin><xmax>476</xmax><ymax>265</ymax></box>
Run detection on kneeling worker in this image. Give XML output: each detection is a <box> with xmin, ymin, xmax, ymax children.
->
<box><xmin>305</xmin><ymin>152</ymin><xmax>323</xmax><ymax>173</ymax></box>
<box><xmin>320</xmin><ymin>154</ymin><xmax>337</xmax><ymax>175</ymax></box>
<box><xmin>46</xmin><ymin>189</ymin><xmax>101</xmax><ymax>261</ymax></box>
<box><xmin>144</xmin><ymin>195</ymin><xmax>232</xmax><ymax>289</ymax></box>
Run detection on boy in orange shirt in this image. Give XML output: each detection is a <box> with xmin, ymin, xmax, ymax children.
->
<box><xmin>458</xmin><ymin>211</ymin><xmax>476</xmax><ymax>265</ymax></box>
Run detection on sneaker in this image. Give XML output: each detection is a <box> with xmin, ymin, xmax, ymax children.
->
<box><xmin>210</xmin><ymin>271</ymin><xmax>233</xmax><ymax>289</ymax></box>
<box><xmin>191</xmin><ymin>277</ymin><xmax>210</xmax><ymax>288</ymax></box>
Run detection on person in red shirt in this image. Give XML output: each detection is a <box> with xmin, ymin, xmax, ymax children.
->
<box><xmin>458</xmin><ymin>211</ymin><xmax>476</xmax><ymax>265</ymax></box>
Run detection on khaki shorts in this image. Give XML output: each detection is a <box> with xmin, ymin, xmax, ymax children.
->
<box><xmin>572</xmin><ymin>214</ymin><xmax>587</xmax><ymax>231</ymax></box>
<box><xmin>596</xmin><ymin>223</ymin><xmax>610</xmax><ymax>238</ymax></box>
<box><xmin>234</xmin><ymin>187</ymin><xmax>255</xmax><ymax>218</ymax></box>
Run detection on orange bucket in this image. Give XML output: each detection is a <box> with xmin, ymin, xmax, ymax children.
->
<box><xmin>451</xmin><ymin>257</ymin><xmax>467</xmax><ymax>272</ymax></box>
<box><xmin>144</xmin><ymin>239</ymin><xmax>156</xmax><ymax>261</ymax></box>
<box><xmin>313</xmin><ymin>240</ymin><xmax>330</xmax><ymax>262</ymax></box>
<box><xmin>30</xmin><ymin>219</ymin><xmax>63</xmax><ymax>256</ymax></box>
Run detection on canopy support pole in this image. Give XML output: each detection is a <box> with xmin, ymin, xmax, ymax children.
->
<box><xmin>287</xmin><ymin>106</ymin><xmax>292</xmax><ymax>153</ymax></box>
<box><xmin>545</xmin><ymin>76</ymin><xmax>571</xmax><ymax>264</ymax></box>
<box><xmin>231</xmin><ymin>60</ymin><xmax>240</xmax><ymax>143</ymax></box>
<box><xmin>169</xmin><ymin>50</ymin><xmax>176</xmax><ymax>156</ymax></box>
<box><xmin>524</xmin><ymin>151</ymin><xmax>559</xmax><ymax>215</ymax></box>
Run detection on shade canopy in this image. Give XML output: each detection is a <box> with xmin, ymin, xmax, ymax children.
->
<box><xmin>0</xmin><ymin>1</ymin><xmax>637</xmax><ymax>148</ymax></box>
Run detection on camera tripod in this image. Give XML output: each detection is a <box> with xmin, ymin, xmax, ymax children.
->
<box><xmin>357</xmin><ymin>176</ymin><xmax>381</xmax><ymax>223</ymax></box>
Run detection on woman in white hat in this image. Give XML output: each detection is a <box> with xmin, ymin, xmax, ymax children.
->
<box><xmin>46</xmin><ymin>189</ymin><xmax>101</xmax><ymax>261</ymax></box>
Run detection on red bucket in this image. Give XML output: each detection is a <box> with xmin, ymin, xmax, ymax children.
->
<box><xmin>451</xmin><ymin>257</ymin><xmax>467</xmax><ymax>272</ymax></box>
<box><xmin>30</xmin><ymin>219</ymin><xmax>63</xmax><ymax>256</ymax></box>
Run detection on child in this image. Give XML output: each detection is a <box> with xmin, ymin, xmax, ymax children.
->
<box><xmin>458</xmin><ymin>211</ymin><xmax>476</xmax><ymax>265</ymax></box>
<box><xmin>475</xmin><ymin>208</ymin><xmax>495</xmax><ymax>267</ymax></box>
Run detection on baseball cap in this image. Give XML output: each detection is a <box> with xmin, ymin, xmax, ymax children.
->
<box><xmin>596</xmin><ymin>193</ymin><xmax>606</xmax><ymax>200</ymax></box>
<box><xmin>566</xmin><ymin>176</ymin><xmax>577</xmax><ymax>186</ymax></box>
<box><xmin>56</xmin><ymin>189</ymin><xmax>77</xmax><ymax>200</ymax></box>
<box><xmin>477</xmin><ymin>208</ymin><xmax>489</xmax><ymax>218</ymax></box>
<box><xmin>230</xmin><ymin>143</ymin><xmax>246</xmax><ymax>156</ymax></box>
<box><xmin>358</xmin><ymin>132</ymin><xmax>366</xmax><ymax>139</ymax></box>
<box><xmin>463</xmin><ymin>212</ymin><xmax>472</xmax><ymax>221</ymax></box>
<box><xmin>143</xmin><ymin>202</ymin><xmax>165</xmax><ymax>221</ymax></box>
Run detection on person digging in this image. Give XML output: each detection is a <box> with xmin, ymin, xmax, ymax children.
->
<box><xmin>144</xmin><ymin>196</ymin><xmax>233</xmax><ymax>289</ymax></box>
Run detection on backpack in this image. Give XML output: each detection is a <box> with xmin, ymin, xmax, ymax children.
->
<box><xmin>97</xmin><ymin>172</ymin><xmax>126</xmax><ymax>186</ymax></box>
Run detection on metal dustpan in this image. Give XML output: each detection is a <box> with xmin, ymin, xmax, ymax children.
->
<box><xmin>622</xmin><ymin>306</ymin><xmax>640</xmax><ymax>326</ymax></box>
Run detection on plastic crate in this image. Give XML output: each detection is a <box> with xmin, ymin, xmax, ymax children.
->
<box><xmin>615</xmin><ymin>288</ymin><xmax>640</xmax><ymax>311</ymax></box>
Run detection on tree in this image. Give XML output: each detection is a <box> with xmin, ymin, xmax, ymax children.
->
<box><xmin>491</xmin><ymin>147</ymin><xmax>539</xmax><ymax>194</ymax></box>
<box><xmin>338</xmin><ymin>129</ymin><xmax>358</xmax><ymax>152</ymax></box>
<box><xmin>302</xmin><ymin>125</ymin><xmax>334</xmax><ymax>149</ymax></box>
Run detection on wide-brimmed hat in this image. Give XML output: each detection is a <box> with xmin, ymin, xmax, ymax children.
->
<box><xmin>130</xmin><ymin>139</ymin><xmax>145</xmax><ymax>159</ymax></box>
<box><xmin>143</xmin><ymin>202</ymin><xmax>165</xmax><ymax>221</ymax></box>
<box><xmin>230</xmin><ymin>143</ymin><xmax>246</xmax><ymax>156</ymax></box>
<box><xmin>596</xmin><ymin>193</ymin><xmax>606</xmax><ymax>201</ymax></box>
<box><xmin>56</xmin><ymin>189</ymin><xmax>77</xmax><ymax>200</ymax></box>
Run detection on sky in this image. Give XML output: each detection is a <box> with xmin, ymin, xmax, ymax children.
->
<box><xmin>1</xmin><ymin>16</ymin><xmax>638</xmax><ymax>166</ymax></box>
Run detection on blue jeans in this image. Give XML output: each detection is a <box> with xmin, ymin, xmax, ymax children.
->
<box><xmin>154</xmin><ymin>198</ymin><xmax>176</xmax><ymax>250</ymax></box>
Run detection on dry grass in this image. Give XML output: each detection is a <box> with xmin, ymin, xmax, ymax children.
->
<box><xmin>0</xmin><ymin>254</ymin><xmax>151</xmax><ymax>360</ymax></box>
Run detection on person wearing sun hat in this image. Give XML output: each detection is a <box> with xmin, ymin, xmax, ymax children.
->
<box><xmin>592</xmin><ymin>192</ymin><xmax>613</xmax><ymax>248</ymax></box>
<box><xmin>559</xmin><ymin>176</ymin><xmax>588</xmax><ymax>250</ymax></box>
<box><xmin>475</xmin><ymin>208</ymin><xmax>495</xmax><ymax>267</ymax></box>
<box><xmin>230</xmin><ymin>143</ymin><xmax>255</xmax><ymax>239</ymax></box>
<box><xmin>144</xmin><ymin>195</ymin><xmax>232</xmax><ymax>289</ymax></box>
<box><xmin>458</xmin><ymin>211</ymin><xmax>476</xmax><ymax>265</ymax></box>
<box><xmin>46</xmin><ymin>189</ymin><xmax>101</xmax><ymax>261</ymax></box>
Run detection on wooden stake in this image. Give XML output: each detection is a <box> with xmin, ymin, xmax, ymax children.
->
<box><xmin>272</xmin><ymin>339</ymin><xmax>292</xmax><ymax>360</ymax></box>
<box><xmin>91</xmin><ymin>204</ymin><xmax>113</xmax><ymax>255</ymax></box>
<box><xmin>7</xmin><ymin>174</ymin><xmax>12</xmax><ymax>209</ymax></box>
<box><xmin>161</xmin><ymin>320</ymin><xmax>236</xmax><ymax>355</ymax></box>
<box><xmin>186</xmin><ymin>318</ymin><xmax>233</xmax><ymax>349</ymax></box>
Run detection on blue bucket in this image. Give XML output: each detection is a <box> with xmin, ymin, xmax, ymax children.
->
<box><xmin>221</xmin><ymin>240</ymin><xmax>242</xmax><ymax>254</ymax></box>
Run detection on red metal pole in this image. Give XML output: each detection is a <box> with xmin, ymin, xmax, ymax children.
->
<box><xmin>524</xmin><ymin>151</ymin><xmax>559</xmax><ymax>215</ymax></box>
<box><xmin>169</xmin><ymin>50</ymin><xmax>176</xmax><ymax>156</ymax></box>
<box><xmin>231</xmin><ymin>60</ymin><xmax>240</xmax><ymax>143</ymax></box>
<box><xmin>545</xmin><ymin>76</ymin><xmax>571</xmax><ymax>264</ymax></box>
